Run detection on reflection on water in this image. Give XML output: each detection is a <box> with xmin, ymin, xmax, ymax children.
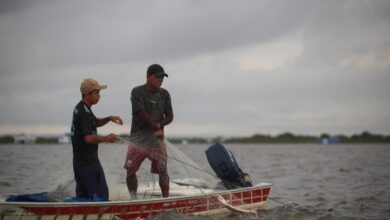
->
<box><xmin>1</xmin><ymin>143</ymin><xmax>389</xmax><ymax>220</ymax></box>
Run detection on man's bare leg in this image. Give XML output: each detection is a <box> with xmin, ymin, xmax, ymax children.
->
<box><xmin>126</xmin><ymin>171</ymin><xmax>138</xmax><ymax>200</ymax></box>
<box><xmin>159</xmin><ymin>173</ymin><xmax>169</xmax><ymax>198</ymax></box>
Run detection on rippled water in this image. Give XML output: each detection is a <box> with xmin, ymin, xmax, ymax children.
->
<box><xmin>1</xmin><ymin>143</ymin><xmax>389</xmax><ymax>220</ymax></box>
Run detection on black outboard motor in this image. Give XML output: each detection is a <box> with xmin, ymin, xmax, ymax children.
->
<box><xmin>205</xmin><ymin>143</ymin><xmax>252</xmax><ymax>189</ymax></box>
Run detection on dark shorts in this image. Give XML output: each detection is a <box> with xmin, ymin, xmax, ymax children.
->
<box><xmin>73</xmin><ymin>162</ymin><xmax>109</xmax><ymax>200</ymax></box>
<box><xmin>124</xmin><ymin>144</ymin><xmax>168</xmax><ymax>174</ymax></box>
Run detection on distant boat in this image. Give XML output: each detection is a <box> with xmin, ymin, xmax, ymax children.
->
<box><xmin>318</xmin><ymin>137</ymin><xmax>339</xmax><ymax>144</ymax></box>
<box><xmin>13</xmin><ymin>134</ymin><xmax>35</xmax><ymax>144</ymax></box>
<box><xmin>58</xmin><ymin>133</ymin><xmax>71</xmax><ymax>144</ymax></box>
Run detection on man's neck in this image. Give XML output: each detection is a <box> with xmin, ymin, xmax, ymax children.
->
<box><xmin>145</xmin><ymin>83</ymin><xmax>159</xmax><ymax>91</ymax></box>
<box><xmin>82</xmin><ymin>98</ymin><xmax>92</xmax><ymax>107</ymax></box>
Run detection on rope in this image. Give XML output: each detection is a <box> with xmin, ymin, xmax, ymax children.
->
<box><xmin>268</xmin><ymin>196</ymin><xmax>320</xmax><ymax>220</ymax></box>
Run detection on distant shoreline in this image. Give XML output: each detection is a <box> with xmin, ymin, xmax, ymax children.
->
<box><xmin>169</xmin><ymin>131</ymin><xmax>390</xmax><ymax>144</ymax></box>
<box><xmin>1</xmin><ymin>131</ymin><xmax>389</xmax><ymax>144</ymax></box>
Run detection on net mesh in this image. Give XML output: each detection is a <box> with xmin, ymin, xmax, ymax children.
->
<box><xmin>45</xmin><ymin>138</ymin><xmax>221</xmax><ymax>201</ymax></box>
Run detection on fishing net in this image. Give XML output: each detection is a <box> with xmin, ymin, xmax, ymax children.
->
<box><xmin>41</xmin><ymin>137</ymin><xmax>222</xmax><ymax>202</ymax></box>
<box><xmin>109</xmin><ymin>137</ymin><xmax>222</xmax><ymax>201</ymax></box>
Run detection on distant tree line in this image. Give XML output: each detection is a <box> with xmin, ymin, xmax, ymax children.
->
<box><xmin>0</xmin><ymin>135</ymin><xmax>14</xmax><ymax>143</ymax></box>
<box><xmin>35</xmin><ymin>137</ymin><xmax>58</xmax><ymax>144</ymax></box>
<box><xmin>232</xmin><ymin>132</ymin><xmax>317</xmax><ymax>143</ymax></box>
<box><xmin>334</xmin><ymin>131</ymin><xmax>390</xmax><ymax>143</ymax></box>
<box><xmin>1</xmin><ymin>131</ymin><xmax>390</xmax><ymax>144</ymax></box>
<box><xmin>0</xmin><ymin>135</ymin><xmax>59</xmax><ymax>144</ymax></box>
<box><xmin>170</xmin><ymin>131</ymin><xmax>390</xmax><ymax>144</ymax></box>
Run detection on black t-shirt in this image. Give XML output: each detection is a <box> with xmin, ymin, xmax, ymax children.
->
<box><xmin>71</xmin><ymin>101</ymin><xmax>99</xmax><ymax>166</ymax></box>
<box><xmin>130</xmin><ymin>84</ymin><xmax>173</xmax><ymax>147</ymax></box>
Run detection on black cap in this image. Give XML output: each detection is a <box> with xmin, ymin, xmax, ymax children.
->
<box><xmin>147</xmin><ymin>64</ymin><xmax>168</xmax><ymax>77</ymax></box>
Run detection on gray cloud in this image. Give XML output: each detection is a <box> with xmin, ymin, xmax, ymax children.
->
<box><xmin>1</xmin><ymin>0</ymin><xmax>390</xmax><ymax>136</ymax></box>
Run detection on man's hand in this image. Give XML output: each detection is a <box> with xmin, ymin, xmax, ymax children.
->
<box><xmin>105</xmin><ymin>133</ymin><xmax>117</xmax><ymax>143</ymax></box>
<box><xmin>110</xmin><ymin>116</ymin><xmax>123</xmax><ymax>125</ymax></box>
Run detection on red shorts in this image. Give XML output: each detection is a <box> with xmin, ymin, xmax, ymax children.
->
<box><xmin>124</xmin><ymin>144</ymin><xmax>167</xmax><ymax>174</ymax></box>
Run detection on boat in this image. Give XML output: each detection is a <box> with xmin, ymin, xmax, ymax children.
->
<box><xmin>0</xmin><ymin>141</ymin><xmax>272</xmax><ymax>219</ymax></box>
<box><xmin>0</xmin><ymin>181</ymin><xmax>271</xmax><ymax>219</ymax></box>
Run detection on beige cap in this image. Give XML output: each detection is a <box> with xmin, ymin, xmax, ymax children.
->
<box><xmin>80</xmin><ymin>78</ymin><xmax>107</xmax><ymax>95</ymax></box>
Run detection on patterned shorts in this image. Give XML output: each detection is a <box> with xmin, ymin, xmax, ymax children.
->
<box><xmin>124</xmin><ymin>143</ymin><xmax>167</xmax><ymax>174</ymax></box>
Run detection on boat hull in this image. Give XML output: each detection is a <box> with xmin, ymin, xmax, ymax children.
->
<box><xmin>0</xmin><ymin>184</ymin><xmax>271</xmax><ymax>220</ymax></box>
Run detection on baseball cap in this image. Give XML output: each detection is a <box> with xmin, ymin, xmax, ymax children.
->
<box><xmin>80</xmin><ymin>78</ymin><xmax>107</xmax><ymax>95</ymax></box>
<box><xmin>147</xmin><ymin>64</ymin><xmax>168</xmax><ymax>77</ymax></box>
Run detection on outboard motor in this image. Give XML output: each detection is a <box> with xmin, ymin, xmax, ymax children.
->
<box><xmin>205</xmin><ymin>143</ymin><xmax>252</xmax><ymax>189</ymax></box>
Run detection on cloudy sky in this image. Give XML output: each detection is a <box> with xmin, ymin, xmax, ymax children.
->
<box><xmin>0</xmin><ymin>0</ymin><xmax>389</xmax><ymax>137</ymax></box>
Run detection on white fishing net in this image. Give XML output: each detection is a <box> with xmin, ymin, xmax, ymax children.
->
<box><xmin>46</xmin><ymin>138</ymin><xmax>221</xmax><ymax>201</ymax></box>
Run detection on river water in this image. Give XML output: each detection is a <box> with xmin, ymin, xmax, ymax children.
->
<box><xmin>0</xmin><ymin>143</ymin><xmax>389</xmax><ymax>220</ymax></box>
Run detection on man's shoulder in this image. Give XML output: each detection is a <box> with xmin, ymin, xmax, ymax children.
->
<box><xmin>159</xmin><ymin>87</ymin><xmax>170</xmax><ymax>95</ymax></box>
<box><xmin>74</xmin><ymin>101</ymin><xmax>92</xmax><ymax>115</ymax></box>
<box><xmin>132</xmin><ymin>84</ymin><xmax>146</xmax><ymax>92</ymax></box>
<box><xmin>131</xmin><ymin>85</ymin><xmax>147</xmax><ymax>99</ymax></box>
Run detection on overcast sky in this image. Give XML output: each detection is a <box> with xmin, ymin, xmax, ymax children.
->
<box><xmin>0</xmin><ymin>0</ymin><xmax>389</xmax><ymax>137</ymax></box>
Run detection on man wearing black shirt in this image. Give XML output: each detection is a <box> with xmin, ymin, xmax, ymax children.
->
<box><xmin>71</xmin><ymin>78</ymin><xmax>123</xmax><ymax>201</ymax></box>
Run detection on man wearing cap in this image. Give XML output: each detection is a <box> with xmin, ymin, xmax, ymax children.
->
<box><xmin>71</xmin><ymin>78</ymin><xmax>123</xmax><ymax>201</ymax></box>
<box><xmin>124</xmin><ymin>64</ymin><xmax>173</xmax><ymax>199</ymax></box>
